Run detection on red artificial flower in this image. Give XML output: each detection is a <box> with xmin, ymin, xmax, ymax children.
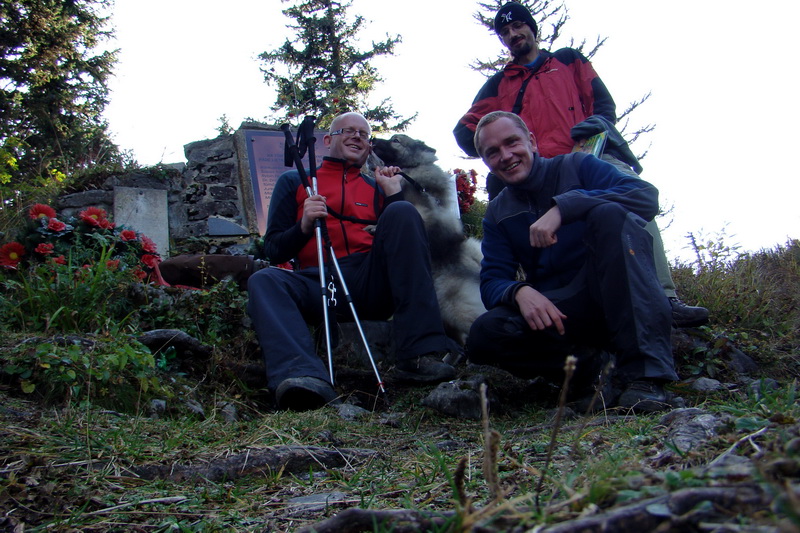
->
<box><xmin>120</xmin><ymin>229</ymin><xmax>137</xmax><ymax>242</ymax></box>
<box><xmin>29</xmin><ymin>204</ymin><xmax>57</xmax><ymax>221</ymax></box>
<box><xmin>132</xmin><ymin>267</ymin><xmax>147</xmax><ymax>281</ymax></box>
<box><xmin>53</xmin><ymin>255</ymin><xmax>67</xmax><ymax>265</ymax></box>
<box><xmin>106</xmin><ymin>259</ymin><xmax>120</xmax><ymax>270</ymax></box>
<box><xmin>79</xmin><ymin>206</ymin><xmax>108</xmax><ymax>227</ymax></box>
<box><xmin>141</xmin><ymin>254</ymin><xmax>161</xmax><ymax>269</ymax></box>
<box><xmin>35</xmin><ymin>243</ymin><xmax>54</xmax><ymax>255</ymax></box>
<box><xmin>98</xmin><ymin>218</ymin><xmax>115</xmax><ymax>230</ymax></box>
<box><xmin>0</xmin><ymin>242</ymin><xmax>25</xmax><ymax>268</ymax></box>
<box><xmin>47</xmin><ymin>218</ymin><xmax>67</xmax><ymax>232</ymax></box>
<box><xmin>140</xmin><ymin>235</ymin><xmax>158</xmax><ymax>254</ymax></box>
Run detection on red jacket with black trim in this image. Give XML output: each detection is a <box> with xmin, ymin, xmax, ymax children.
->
<box><xmin>264</xmin><ymin>157</ymin><xmax>401</xmax><ymax>269</ymax></box>
<box><xmin>454</xmin><ymin>48</ymin><xmax>616</xmax><ymax>158</ymax></box>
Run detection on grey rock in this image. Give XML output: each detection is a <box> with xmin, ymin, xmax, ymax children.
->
<box><xmin>216</xmin><ymin>401</ymin><xmax>238</xmax><ymax>423</ymax></box>
<box><xmin>285</xmin><ymin>491</ymin><xmax>348</xmax><ymax>516</ymax></box>
<box><xmin>183</xmin><ymin>399</ymin><xmax>205</xmax><ymax>418</ymax></box>
<box><xmin>105</xmin><ymin>170</ymin><xmax>174</xmax><ymax>190</ymax></box>
<box><xmin>56</xmin><ymin>189</ymin><xmax>113</xmax><ymax>209</ymax></box>
<box><xmin>187</xmin><ymin>200</ymin><xmax>238</xmax><ymax>221</ymax></box>
<box><xmin>726</xmin><ymin>345</ymin><xmax>759</xmax><ymax>374</ymax></box>
<box><xmin>209</xmin><ymin>186</ymin><xmax>239</xmax><ymax>201</ymax></box>
<box><xmin>421</xmin><ymin>378</ymin><xmax>485</xmax><ymax>420</ymax></box>
<box><xmin>749</xmin><ymin>378</ymin><xmax>780</xmax><ymax>399</ymax></box>
<box><xmin>690</xmin><ymin>377</ymin><xmax>724</xmax><ymax>392</ymax></box>
<box><xmin>379</xmin><ymin>413</ymin><xmax>402</xmax><ymax>427</ymax></box>
<box><xmin>207</xmin><ymin>216</ymin><xmax>249</xmax><ymax>236</ymax></box>
<box><xmin>652</xmin><ymin>409</ymin><xmax>722</xmax><ymax>464</ymax></box>
<box><xmin>150</xmin><ymin>399</ymin><xmax>167</xmax><ymax>418</ymax></box>
<box><xmin>436</xmin><ymin>440</ymin><xmax>467</xmax><ymax>452</ymax></box>
<box><xmin>336</xmin><ymin>403</ymin><xmax>371</xmax><ymax>421</ymax></box>
<box><xmin>137</xmin><ymin>329</ymin><xmax>212</xmax><ymax>359</ymax></box>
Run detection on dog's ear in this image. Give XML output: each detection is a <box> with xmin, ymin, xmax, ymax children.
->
<box><xmin>413</xmin><ymin>139</ymin><xmax>436</xmax><ymax>156</ymax></box>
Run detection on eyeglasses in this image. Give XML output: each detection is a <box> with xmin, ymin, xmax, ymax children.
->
<box><xmin>330</xmin><ymin>127</ymin><xmax>370</xmax><ymax>141</ymax></box>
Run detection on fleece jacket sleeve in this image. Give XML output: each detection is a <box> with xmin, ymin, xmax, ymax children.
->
<box><xmin>553</xmin><ymin>155</ymin><xmax>659</xmax><ymax>225</ymax></box>
<box><xmin>478</xmin><ymin>211</ymin><xmax>532</xmax><ymax>310</ymax></box>
<box><xmin>263</xmin><ymin>170</ymin><xmax>314</xmax><ymax>264</ymax></box>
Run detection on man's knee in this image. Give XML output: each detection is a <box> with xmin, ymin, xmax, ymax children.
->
<box><xmin>381</xmin><ymin>200</ymin><xmax>421</xmax><ymax>224</ymax></box>
<box><xmin>247</xmin><ymin>266</ymin><xmax>275</xmax><ymax>292</ymax></box>
<box><xmin>466</xmin><ymin>310</ymin><xmax>526</xmax><ymax>362</ymax></box>
<box><xmin>585</xmin><ymin>203</ymin><xmax>648</xmax><ymax>241</ymax></box>
<box><xmin>376</xmin><ymin>201</ymin><xmax>427</xmax><ymax>246</ymax></box>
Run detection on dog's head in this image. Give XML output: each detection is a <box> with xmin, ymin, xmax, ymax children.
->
<box><xmin>371</xmin><ymin>134</ymin><xmax>438</xmax><ymax>169</ymax></box>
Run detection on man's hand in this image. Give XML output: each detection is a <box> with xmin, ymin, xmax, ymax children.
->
<box><xmin>529</xmin><ymin>205</ymin><xmax>562</xmax><ymax>248</ymax></box>
<box><xmin>373</xmin><ymin>165</ymin><xmax>403</xmax><ymax>196</ymax></box>
<box><xmin>301</xmin><ymin>194</ymin><xmax>327</xmax><ymax>234</ymax></box>
<box><xmin>515</xmin><ymin>285</ymin><xmax>567</xmax><ymax>335</ymax></box>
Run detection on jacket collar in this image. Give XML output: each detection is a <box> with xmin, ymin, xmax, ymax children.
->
<box><xmin>507</xmin><ymin>153</ymin><xmax>546</xmax><ymax>195</ymax></box>
<box><xmin>503</xmin><ymin>48</ymin><xmax>551</xmax><ymax>77</ymax></box>
<box><xmin>321</xmin><ymin>157</ymin><xmax>363</xmax><ymax>181</ymax></box>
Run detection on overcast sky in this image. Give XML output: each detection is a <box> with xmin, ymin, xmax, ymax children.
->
<box><xmin>104</xmin><ymin>0</ymin><xmax>799</xmax><ymax>262</ymax></box>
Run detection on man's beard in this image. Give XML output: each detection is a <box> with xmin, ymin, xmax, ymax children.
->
<box><xmin>510</xmin><ymin>40</ymin><xmax>534</xmax><ymax>61</ymax></box>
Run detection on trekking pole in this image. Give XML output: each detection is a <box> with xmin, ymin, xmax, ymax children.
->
<box><xmin>281</xmin><ymin>121</ymin><xmax>335</xmax><ymax>386</ymax></box>
<box><xmin>282</xmin><ymin>118</ymin><xmax>386</xmax><ymax>394</ymax></box>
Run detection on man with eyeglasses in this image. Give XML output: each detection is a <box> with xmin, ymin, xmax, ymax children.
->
<box><xmin>247</xmin><ymin>112</ymin><xmax>456</xmax><ymax>411</ymax></box>
<box><xmin>453</xmin><ymin>1</ymin><xmax>709</xmax><ymax>329</ymax></box>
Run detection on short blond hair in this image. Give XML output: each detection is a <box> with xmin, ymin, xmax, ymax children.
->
<box><xmin>474</xmin><ymin>111</ymin><xmax>531</xmax><ymax>157</ymax></box>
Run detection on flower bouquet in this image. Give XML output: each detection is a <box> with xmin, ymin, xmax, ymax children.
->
<box><xmin>1</xmin><ymin>203</ymin><xmax>161</xmax><ymax>279</ymax></box>
<box><xmin>453</xmin><ymin>168</ymin><xmax>478</xmax><ymax>214</ymax></box>
<box><xmin>0</xmin><ymin>204</ymin><xmax>164</xmax><ymax>332</ymax></box>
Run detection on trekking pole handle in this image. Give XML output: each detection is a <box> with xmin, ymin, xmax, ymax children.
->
<box><xmin>280</xmin><ymin>123</ymin><xmax>315</xmax><ymax>198</ymax></box>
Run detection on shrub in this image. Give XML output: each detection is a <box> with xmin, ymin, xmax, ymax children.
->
<box><xmin>137</xmin><ymin>280</ymin><xmax>250</xmax><ymax>344</ymax></box>
<box><xmin>461</xmin><ymin>198</ymin><xmax>487</xmax><ymax>240</ymax></box>
<box><xmin>0</xmin><ymin>203</ymin><xmax>162</xmax><ymax>333</ymax></box>
<box><xmin>1</xmin><ymin>337</ymin><xmax>167</xmax><ymax>411</ymax></box>
<box><xmin>672</xmin><ymin>237</ymin><xmax>800</xmax><ymax>337</ymax></box>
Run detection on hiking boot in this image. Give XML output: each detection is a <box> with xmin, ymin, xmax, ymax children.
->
<box><xmin>669</xmin><ymin>297</ymin><xmax>709</xmax><ymax>328</ymax></box>
<box><xmin>617</xmin><ymin>379</ymin><xmax>671</xmax><ymax>413</ymax></box>
<box><xmin>394</xmin><ymin>355</ymin><xmax>456</xmax><ymax>384</ymax></box>
<box><xmin>274</xmin><ymin>376</ymin><xmax>338</xmax><ymax>411</ymax></box>
<box><xmin>567</xmin><ymin>380</ymin><xmax>621</xmax><ymax>414</ymax></box>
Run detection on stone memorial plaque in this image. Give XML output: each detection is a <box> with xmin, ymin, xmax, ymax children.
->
<box><xmin>113</xmin><ymin>187</ymin><xmax>169</xmax><ymax>258</ymax></box>
<box><xmin>243</xmin><ymin>129</ymin><xmax>330</xmax><ymax>235</ymax></box>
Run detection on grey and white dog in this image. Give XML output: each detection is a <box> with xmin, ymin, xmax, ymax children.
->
<box><xmin>370</xmin><ymin>134</ymin><xmax>485</xmax><ymax>346</ymax></box>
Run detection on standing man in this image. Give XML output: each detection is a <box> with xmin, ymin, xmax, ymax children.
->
<box><xmin>454</xmin><ymin>1</ymin><xmax>708</xmax><ymax>328</ymax></box>
<box><xmin>467</xmin><ymin>111</ymin><xmax>678</xmax><ymax>412</ymax></box>
<box><xmin>248</xmin><ymin>112</ymin><xmax>455</xmax><ymax>411</ymax></box>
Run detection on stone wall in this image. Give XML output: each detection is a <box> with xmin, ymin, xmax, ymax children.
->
<box><xmin>54</xmin><ymin>123</ymin><xmax>277</xmax><ymax>257</ymax></box>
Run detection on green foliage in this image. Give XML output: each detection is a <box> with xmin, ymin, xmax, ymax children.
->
<box><xmin>0</xmin><ymin>249</ymin><xmax>139</xmax><ymax>333</ymax></box>
<box><xmin>137</xmin><ymin>281</ymin><xmax>250</xmax><ymax>344</ymax></box>
<box><xmin>672</xmin><ymin>236</ymin><xmax>800</xmax><ymax>338</ymax></box>
<box><xmin>260</xmin><ymin>0</ymin><xmax>415</xmax><ymax>131</ymax></box>
<box><xmin>0</xmin><ymin>0</ymin><xmax>121</xmax><ymax>214</ymax></box>
<box><xmin>217</xmin><ymin>114</ymin><xmax>234</xmax><ymax>136</ymax></box>
<box><xmin>0</xmin><ymin>203</ymin><xmax>162</xmax><ymax>333</ymax></box>
<box><xmin>462</xmin><ymin>198</ymin><xmax>487</xmax><ymax>240</ymax></box>
<box><xmin>680</xmin><ymin>329</ymin><xmax>750</xmax><ymax>379</ymax></box>
<box><xmin>1</xmin><ymin>337</ymin><xmax>163</xmax><ymax>410</ymax></box>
